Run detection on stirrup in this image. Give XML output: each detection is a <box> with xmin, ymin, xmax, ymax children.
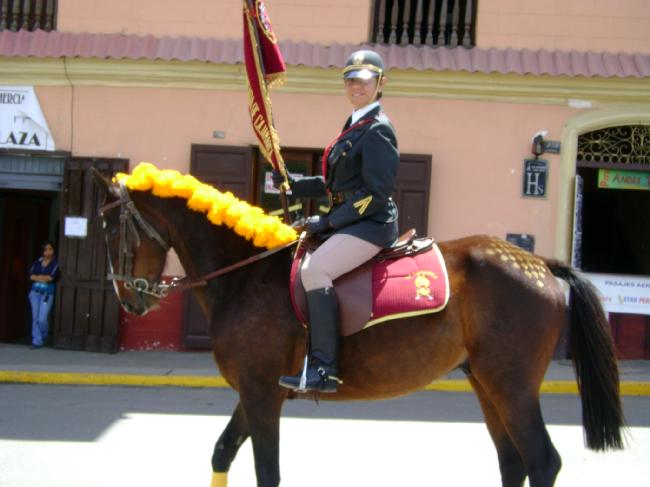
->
<box><xmin>302</xmin><ymin>355</ymin><xmax>342</xmax><ymax>391</ymax></box>
<box><xmin>278</xmin><ymin>356</ymin><xmax>342</xmax><ymax>393</ymax></box>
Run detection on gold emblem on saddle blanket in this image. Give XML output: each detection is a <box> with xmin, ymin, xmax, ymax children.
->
<box><xmin>405</xmin><ymin>270</ymin><xmax>438</xmax><ymax>300</ymax></box>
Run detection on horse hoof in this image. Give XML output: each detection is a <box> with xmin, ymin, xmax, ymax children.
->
<box><xmin>210</xmin><ymin>472</ymin><xmax>228</xmax><ymax>487</ymax></box>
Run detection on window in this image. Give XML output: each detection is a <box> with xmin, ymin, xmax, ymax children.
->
<box><xmin>372</xmin><ymin>0</ymin><xmax>477</xmax><ymax>48</ymax></box>
<box><xmin>0</xmin><ymin>0</ymin><xmax>57</xmax><ymax>32</ymax></box>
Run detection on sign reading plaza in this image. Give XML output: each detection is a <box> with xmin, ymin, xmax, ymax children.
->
<box><xmin>0</xmin><ymin>86</ymin><xmax>55</xmax><ymax>151</ymax></box>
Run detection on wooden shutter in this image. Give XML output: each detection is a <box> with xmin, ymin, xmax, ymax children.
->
<box><xmin>394</xmin><ymin>153</ymin><xmax>431</xmax><ymax>237</ymax></box>
<box><xmin>54</xmin><ymin>157</ymin><xmax>128</xmax><ymax>353</ymax></box>
<box><xmin>190</xmin><ymin>144</ymin><xmax>255</xmax><ymax>200</ymax></box>
<box><xmin>183</xmin><ymin>145</ymin><xmax>255</xmax><ymax>348</ymax></box>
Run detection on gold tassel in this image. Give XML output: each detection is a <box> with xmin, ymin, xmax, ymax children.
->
<box><xmin>266</xmin><ymin>71</ymin><xmax>286</xmax><ymax>89</ymax></box>
<box><xmin>210</xmin><ymin>472</ymin><xmax>228</xmax><ymax>487</ymax></box>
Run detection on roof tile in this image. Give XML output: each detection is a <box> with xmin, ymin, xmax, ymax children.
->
<box><xmin>1</xmin><ymin>30</ymin><xmax>649</xmax><ymax>79</ymax></box>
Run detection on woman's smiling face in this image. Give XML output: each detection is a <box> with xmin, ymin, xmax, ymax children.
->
<box><xmin>344</xmin><ymin>76</ymin><xmax>385</xmax><ymax>110</ymax></box>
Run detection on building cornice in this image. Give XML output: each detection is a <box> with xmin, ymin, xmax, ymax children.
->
<box><xmin>1</xmin><ymin>56</ymin><xmax>649</xmax><ymax>106</ymax></box>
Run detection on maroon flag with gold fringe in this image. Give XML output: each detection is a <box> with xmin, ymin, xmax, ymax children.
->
<box><xmin>243</xmin><ymin>0</ymin><xmax>286</xmax><ymax>174</ymax></box>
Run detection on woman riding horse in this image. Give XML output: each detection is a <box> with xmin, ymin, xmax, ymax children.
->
<box><xmin>273</xmin><ymin>49</ymin><xmax>400</xmax><ymax>393</ymax></box>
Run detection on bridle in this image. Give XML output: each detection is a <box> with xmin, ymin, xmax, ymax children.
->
<box><xmin>99</xmin><ymin>182</ymin><xmax>172</xmax><ymax>299</ymax></box>
<box><xmin>98</xmin><ymin>181</ymin><xmax>298</xmax><ymax>300</ymax></box>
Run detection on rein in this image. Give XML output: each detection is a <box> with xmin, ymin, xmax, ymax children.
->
<box><xmin>99</xmin><ymin>183</ymin><xmax>298</xmax><ymax>298</ymax></box>
<box><xmin>166</xmin><ymin>240</ymin><xmax>297</xmax><ymax>291</ymax></box>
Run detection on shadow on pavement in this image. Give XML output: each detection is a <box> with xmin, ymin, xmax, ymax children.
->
<box><xmin>2</xmin><ymin>383</ymin><xmax>647</xmax><ymax>443</ymax></box>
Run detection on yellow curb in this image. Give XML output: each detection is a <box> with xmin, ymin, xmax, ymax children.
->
<box><xmin>424</xmin><ymin>379</ymin><xmax>650</xmax><ymax>396</ymax></box>
<box><xmin>0</xmin><ymin>371</ymin><xmax>230</xmax><ymax>388</ymax></box>
<box><xmin>1</xmin><ymin>371</ymin><xmax>649</xmax><ymax>396</ymax></box>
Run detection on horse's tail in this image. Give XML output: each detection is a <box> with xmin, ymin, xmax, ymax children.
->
<box><xmin>546</xmin><ymin>259</ymin><xmax>625</xmax><ymax>451</ymax></box>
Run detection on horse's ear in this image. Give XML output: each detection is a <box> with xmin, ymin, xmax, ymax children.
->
<box><xmin>89</xmin><ymin>167</ymin><xmax>120</xmax><ymax>199</ymax></box>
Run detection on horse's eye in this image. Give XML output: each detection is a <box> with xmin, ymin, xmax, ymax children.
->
<box><xmin>109</xmin><ymin>228</ymin><xmax>118</xmax><ymax>236</ymax></box>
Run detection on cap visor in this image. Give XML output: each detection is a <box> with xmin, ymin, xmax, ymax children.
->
<box><xmin>343</xmin><ymin>69</ymin><xmax>378</xmax><ymax>80</ymax></box>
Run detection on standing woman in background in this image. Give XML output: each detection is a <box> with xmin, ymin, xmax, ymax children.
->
<box><xmin>28</xmin><ymin>241</ymin><xmax>59</xmax><ymax>349</ymax></box>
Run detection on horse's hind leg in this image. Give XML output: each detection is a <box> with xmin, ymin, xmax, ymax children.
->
<box><xmin>499</xmin><ymin>393</ymin><xmax>561</xmax><ymax>487</ymax></box>
<box><xmin>211</xmin><ymin>403</ymin><xmax>249</xmax><ymax>486</ymax></box>
<box><xmin>474</xmin><ymin>374</ymin><xmax>562</xmax><ymax>487</ymax></box>
<box><xmin>468</xmin><ymin>376</ymin><xmax>526</xmax><ymax>487</ymax></box>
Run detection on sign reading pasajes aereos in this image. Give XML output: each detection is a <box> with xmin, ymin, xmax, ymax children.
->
<box><xmin>0</xmin><ymin>86</ymin><xmax>55</xmax><ymax>151</ymax></box>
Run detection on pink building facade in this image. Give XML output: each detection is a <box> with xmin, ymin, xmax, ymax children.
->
<box><xmin>1</xmin><ymin>0</ymin><xmax>649</xmax><ymax>356</ymax></box>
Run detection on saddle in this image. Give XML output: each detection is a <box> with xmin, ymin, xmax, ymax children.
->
<box><xmin>289</xmin><ymin>230</ymin><xmax>450</xmax><ymax>336</ymax></box>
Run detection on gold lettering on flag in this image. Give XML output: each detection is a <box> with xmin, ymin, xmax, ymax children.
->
<box><xmin>243</xmin><ymin>0</ymin><xmax>286</xmax><ymax>174</ymax></box>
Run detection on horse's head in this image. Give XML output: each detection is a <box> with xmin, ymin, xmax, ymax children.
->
<box><xmin>91</xmin><ymin>168</ymin><xmax>171</xmax><ymax>316</ymax></box>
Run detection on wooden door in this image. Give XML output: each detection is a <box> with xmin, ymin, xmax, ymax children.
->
<box><xmin>183</xmin><ymin>145</ymin><xmax>254</xmax><ymax>348</ymax></box>
<box><xmin>54</xmin><ymin>157</ymin><xmax>128</xmax><ymax>353</ymax></box>
<box><xmin>0</xmin><ymin>193</ymin><xmax>50</xmax><ymax>342</ymax></box>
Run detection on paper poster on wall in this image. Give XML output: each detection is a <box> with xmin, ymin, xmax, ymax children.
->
<box><xmin>0</xmin><ymin>86</ymin><xmax>56</xmax><ymax>151</ymax></box>
<box><xmin>64</xmin><ymin>217</ymin><xmax>88</xmax><ymax>238</ymax></box>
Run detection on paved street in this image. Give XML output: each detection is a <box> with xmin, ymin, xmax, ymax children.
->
<box><xmin>1</xmin><ymin>384</ymin><xmax>649</xmax><ymax>486</ymax></box>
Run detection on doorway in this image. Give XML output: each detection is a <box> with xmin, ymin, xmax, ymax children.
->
<box><xmin>0</xmin><ymin>152</ymin><xmax>64</xmax><ymax>344</ymax></box>
<box><xmin>574</xmin><ymin>125</ymin><xmax>650</xmax><ymax>359</ymax></box>
<box><xmin>0</xmin><ymin>190</ymin><xmax>61</xmax><ymax>344</ymax></box>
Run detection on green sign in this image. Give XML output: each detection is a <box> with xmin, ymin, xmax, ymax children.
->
<box><xmin>598</xmin><ymin>169</ymin><xmax>650</xmax><ymax>191</ymax></box>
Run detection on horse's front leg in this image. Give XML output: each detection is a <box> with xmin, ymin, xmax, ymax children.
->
<box><xmin>240</xmin><ymin>384</ymin><xmax>286</xmax><ymax>487</ymax></box>
<box><xmin>211</xmin><ymin>402</ymin><xmax>249</xmax><ymax>486</ymax></box>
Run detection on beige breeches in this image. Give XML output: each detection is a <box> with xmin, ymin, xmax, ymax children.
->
<box><xmin>301</xmin><ymin>233</ymin><xmax>381</xmax><ymax>291</ymax></box>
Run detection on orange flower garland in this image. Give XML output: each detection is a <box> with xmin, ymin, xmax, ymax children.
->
<box><xmin>115</xmin><ymin>162</ymin><xmax>297</xmax><ymax>249</ymax></box>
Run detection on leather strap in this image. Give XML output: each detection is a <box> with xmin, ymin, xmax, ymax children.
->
<box><xmin>167</xmin><ymin>240</ymin><xmax>298</xmax><ymax>291</ymax></box>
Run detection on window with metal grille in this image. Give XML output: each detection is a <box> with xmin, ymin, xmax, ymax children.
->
<box><xmin>0</xmin><ymin>0</ymin><xmax>57</xmax><ymax>32</ymax></box>
<box><xmin>372</xmin><ymin>0</ymin><xmax>477</xmax><ymax>48</ymax></box>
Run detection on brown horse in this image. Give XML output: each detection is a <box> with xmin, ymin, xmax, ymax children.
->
<box><xmin>92</xmin><ymin>170</ymin><xmax>624</xmax><ymax>487</ymax></box>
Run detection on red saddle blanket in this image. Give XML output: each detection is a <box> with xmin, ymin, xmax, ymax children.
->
<box><xmin>290</xmin><ymin>243</ymin><xmax>450</xmax><ymax>336</ymax></box>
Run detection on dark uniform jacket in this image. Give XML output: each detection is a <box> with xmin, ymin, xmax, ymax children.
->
<box><xmin>292</xmin><ymin>105</ymin><xmax>400</xmax><ymax>248</ymax></box>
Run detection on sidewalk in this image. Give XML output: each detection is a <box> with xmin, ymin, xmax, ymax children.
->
<box><xmin>1</xmin><ymin>343</ymin><xmax>649</xmax><ymax>395</ymax></box>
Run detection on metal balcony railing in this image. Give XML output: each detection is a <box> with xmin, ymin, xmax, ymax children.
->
<box><xmin>0</xmin><ymin>0</ymin><xmax>57</xmax><ymax>32</ymax></box>
<box><xmin>372</xmin><ymin>0</ymin><xmax>477</xmax><ymax>48</ymax></box>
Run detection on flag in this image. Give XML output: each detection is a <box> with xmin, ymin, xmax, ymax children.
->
<box><xmin>243</xmin><ymin>0</ymin><xmax>286</xmax><ymax>174</ymax></box>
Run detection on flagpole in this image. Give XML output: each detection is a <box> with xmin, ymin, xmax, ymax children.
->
<box><xmin>244</xmin><ymin>0</ymin><xmax>291</xmax><ymax>224</ymax></box>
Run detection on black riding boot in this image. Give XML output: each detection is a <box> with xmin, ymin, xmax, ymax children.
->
<box><xmin>279</xmin><ymin>287</ymin><xmax>341</xmax><ymax>393</ymax></box>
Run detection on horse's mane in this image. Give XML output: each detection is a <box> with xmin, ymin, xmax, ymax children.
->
<box><xmin>115</xmin><ymin>162</ymin><xmax>298</xmax><ymax>250</ymax></box>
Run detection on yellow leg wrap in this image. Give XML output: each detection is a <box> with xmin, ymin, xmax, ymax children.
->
<box><xmin>210</xmin><ymin>472</ymin><xmax>228</xmax><ymax>487</ymax></box>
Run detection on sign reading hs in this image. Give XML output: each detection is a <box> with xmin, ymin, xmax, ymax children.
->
<box><xmin>522</xmin><ymin>158</ymin><xmax>547</xmax><ymax>197</ymax></box>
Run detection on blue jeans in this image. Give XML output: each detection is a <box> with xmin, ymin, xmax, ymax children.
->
<box><xmin>28</xmin><ymin>290</ymin><xmax>54</xmax><ymax>346</ymax></box>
